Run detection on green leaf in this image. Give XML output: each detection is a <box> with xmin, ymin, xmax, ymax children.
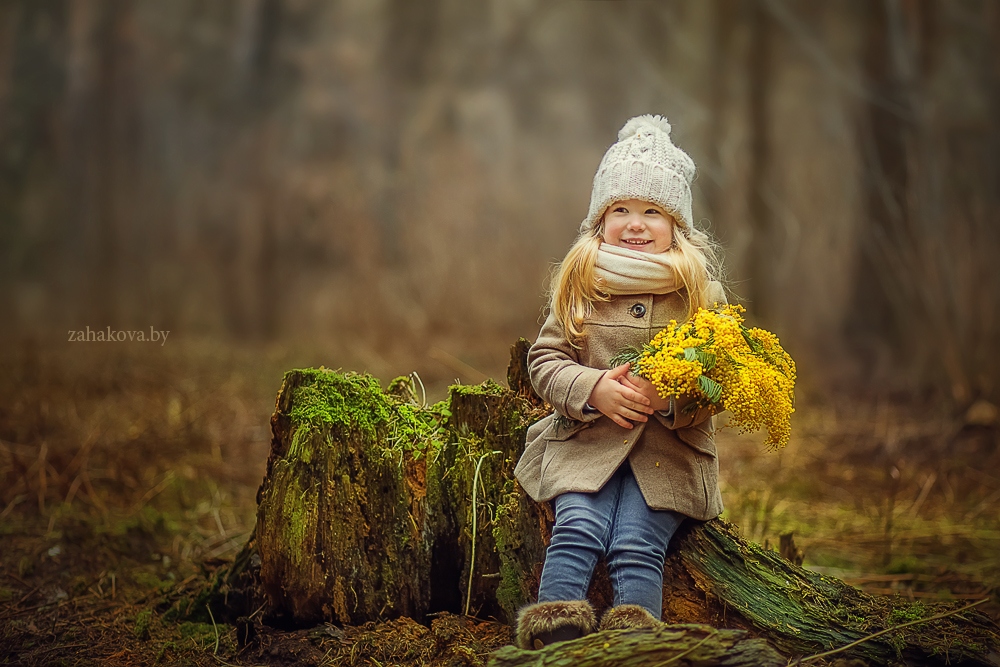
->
<box><xmin>695</xmin><ymin>349</ymin><xmax>716</xmax><ymax>371</ymax></box>
<box><xmin>680</xmin><ymin>400</ymin><xmax>708</xmax><ymax>415</ymax></box>
<box><xmin>740</xmin><ymin>325</ymin><xmax>764</xmax><ymax>354</ymax></box>
<box><xmin>609</xmin><ymin>346</ymin><xmax>642</xmax><ymax>369</ymax></box>
<box><xmin>697</xmin><ymin>375</ymin><xmax>723</xmax><ymax>403</ymax></box>
<box><xmin>739</xmin><ymin>325</ymin><xmax>790</xmax><ymax>372</ymax></box>
<box><xmin>682</xmin><ymin>346</ymin><xmax>716</xmax><ymax>371</ymax></box>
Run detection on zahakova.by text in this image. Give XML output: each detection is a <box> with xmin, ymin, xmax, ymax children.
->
<box><xmin>68</xmin><ymin>327</ymin><xmax>170</xmax><ymax>346</ymax></box>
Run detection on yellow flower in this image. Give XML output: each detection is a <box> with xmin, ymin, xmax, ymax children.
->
<box><xmin>626</xmin><ymin>304</ymin><xmax>796</xmax><ymax>449</ymax></box>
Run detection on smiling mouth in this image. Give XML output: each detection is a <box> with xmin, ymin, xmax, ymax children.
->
<box><xmin>622</xmin><ymin>238</ymin><xmax>651</xmax><ymax>247</ymax></box>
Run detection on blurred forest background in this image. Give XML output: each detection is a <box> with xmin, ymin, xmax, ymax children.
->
<box><xmin>2</xmin><ymin>2</ymin><xmax>1000</xmax><ymax>663</ymax></box>
<box><xmin>2</xmin><ymin>0</ymin><xmax>998</xmax><ymax>404</ymax></box>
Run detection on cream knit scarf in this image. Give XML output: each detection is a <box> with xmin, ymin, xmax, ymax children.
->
<box><xmin>594</xmin><ymin>243</ymin><xmax>680</xmax><ymax>295</ymax></box>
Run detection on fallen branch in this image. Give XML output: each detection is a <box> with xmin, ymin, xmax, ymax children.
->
<box><xmin>488</xmin><ymin>624</ymin><xmax>784</xmax><ymax>667</ymax></box>
<box><xmin>798</xmin><ymin>598</ymin><xmax>990</xmax><ymax>664</ymax></box>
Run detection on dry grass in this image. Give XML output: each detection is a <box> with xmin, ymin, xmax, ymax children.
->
<box><xmin>0</xmin><ymin>337</ymin><xmax>997</xmax><ymax>665</ymax></box>
<box><xmin>719</xmin><ymin>397</ymin><xmax>1000</xmax><ymax>603</ymax></box>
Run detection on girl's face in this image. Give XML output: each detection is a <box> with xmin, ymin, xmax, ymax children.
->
<box><xmin>601</xmin><ymin>199</ymin><xmax>676</xmax><ymax>254</ymax></box>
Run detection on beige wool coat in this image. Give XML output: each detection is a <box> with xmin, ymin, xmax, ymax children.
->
<box><xmin>514</xmin><ymin>281</ymin><xmax>727</xmax><ymax>520</ymax></box>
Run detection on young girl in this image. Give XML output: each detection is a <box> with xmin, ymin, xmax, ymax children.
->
<box><xmin>513</xmin><ymin>115</ymin><xmax>727</xmax><ymax>650</ymax></box>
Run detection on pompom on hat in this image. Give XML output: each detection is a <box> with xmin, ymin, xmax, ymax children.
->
<box><xmin>581</xmin><ymin>114</ymin><xmax>696</xmax><ymax>233</ymax></box>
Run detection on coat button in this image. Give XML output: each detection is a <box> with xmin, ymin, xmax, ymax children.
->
<box><xmin>629</xmin><ymin>303</ymin><xmax>646</xmax><ymax>318</ymax></box>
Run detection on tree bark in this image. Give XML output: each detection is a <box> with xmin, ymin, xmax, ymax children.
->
<box><xmin>489</xmin><ymin>624</ymin><xmax>784</xmax><ymax>667</ymax></box>
<box><xmin>207</xmin><ymin>340</ymin><xmax>999</xmax><ymax>664</ymax></box>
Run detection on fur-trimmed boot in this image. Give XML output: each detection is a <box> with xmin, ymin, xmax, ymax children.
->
<box><xmin>599</xmin><ymin>604</ymin><xmax>661</xmax><ymax>631</ymax></box>
<box><xmin>515</xmin><ymin>600</ymin><xmax>597</xmax><ymax>650</ymax></box>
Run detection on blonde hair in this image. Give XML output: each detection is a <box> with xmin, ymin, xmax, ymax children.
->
<box><xmin>550</xmin><ymin>215</ymin><xmax>724</xmax><ymax>345</ymax></box>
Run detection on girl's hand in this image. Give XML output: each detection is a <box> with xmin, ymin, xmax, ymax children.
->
<box><xmin>618</xmin><ymin>373</ymin><xmax>671</xmax><ymax>413</ymax></box>
<box><xmin>588</xmin><ymin>363</ymin><xmax>654</xmax><ymax>429</ymax></box>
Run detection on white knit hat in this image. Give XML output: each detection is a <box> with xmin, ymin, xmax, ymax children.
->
<box><xmin>580</xmin><ymin>115</ymin><xmax>696</xmax><ymax>233</ymax></box>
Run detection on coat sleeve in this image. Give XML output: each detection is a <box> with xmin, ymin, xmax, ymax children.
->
<box><xmin>655</xmin><ymin>395</ymin><xmax>717</xmax><ymax>430</ymax></box>
<box><xmin>527</xmin><ymin>311</ymin><xmax>607</xmax><ymax>422</ymax></box>
<box><xmin>654</xmin><ymin>280</ymin><xmax>728</xmax><ymax>430</ymax></box>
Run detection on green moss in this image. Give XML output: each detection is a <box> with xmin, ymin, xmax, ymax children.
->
<box><xmin>279</xmin><ymin>475</ymin><xmax>316</xmax><ymax>567</ymax></box>
<box><xmin>133</xmin><ymin>609</ymin><xmax>153</xmax><ymax>640</ymax></box>
<box><xmin>449</xmin><ymin>379</ymin><xmax>507</xmax><ymax>397</ymax></box>
<box><xmin>287</xmin><ymin>369</ymin><xmax>391</xmax><ymax>438</ymax></box>
<box><xmin>950</xmin><ymin>638</ymin><xmax>986</xmax><ymax>654</ymax></box>
<box><xmin>287</xmin><ymin>425</ymin><xmax>314</xmax><ymax>463</ymax></box>
<box><xmin>282</xmin><ymin>369</ymin><xmax>447</xmax><ymax>465</ymax></box>
<box><xmin>386</xmin><ymin>401</ymin><xmax>448</xmax><ymax>461</ymax></box>
<box><xmin>154</xmin><ymin>641</ymin><xmax>177</xmax><ymax>663</ymax></box>
<box><xmin>386</xmin><ymin>375</ymin><xmax>416</xmax><ymax>399</ymax></box>
<box><xmin>177</xmin><ymin>621</ymin><xmax>216</xmax><ymax>640</ymax></box>
<box><xmin>132</xmin><ymin>570</ymin><xmax>172</xmax><ymax>591</ymax></box>
<box><xmin>889</xmin><ymin>603</ymin><xmax>926</xmax><ymax>624</ymax></box>
<box><xmin>492</xmin><ymin>486</ymin><xmax>525</xmax><ymax>614</ymax></box>
<box><xmin>176</xmin><ymin>620</ymin><xmax>226</xmax><ymax>651</ymax></box>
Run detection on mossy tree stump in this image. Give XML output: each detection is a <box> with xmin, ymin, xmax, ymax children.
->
<box><xmin>212</xmin><ymin>341</ymin><xmax>999</xmax><ymax>665</ymax></box>
<box><xmin>254</xmin><ymin>371</ymin><xmax>438</xmax><ymax>625</ymax></box>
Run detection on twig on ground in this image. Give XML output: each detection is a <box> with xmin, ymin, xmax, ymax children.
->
<box><xmin>17</xmin><ymin>586</ymin><xmax>40</xmax><ymax>604</ymax></box>
<box><xmin>4</xmin><ymin>572</ymin><xmax>31</xmax><ymax>587</ymax></box>
<box><xmin>0</xmin><ymin>494</ymin><xmax>26</xmax><ymax>520</ymax></box>
<box><xmin>207</xmin><ymin>603</ymin><xmax>220</xmax><ymax>655</ymax></box>
<box><xmin>202</xmin><ymin>532</ymin><xmax>252</xmax><ymax>560</ymax></box>
<box><xmin>0</xmin><ymin>597</ymin><xmax>73</xmax><ymax>620</ymax></box>
<box><xmin>130</xmin><ymin>472</ymin><xmax>176</xmax><ymax>513</ymax></box>
<box><xmin>796</xmin><ymin>598</ymin><xmax>990</xmax><ymax>664</ymax></box>
<box><xmin>248</xmin><ymin>601</ymin><xmax>267</xmax><ymax>620</ymax></box>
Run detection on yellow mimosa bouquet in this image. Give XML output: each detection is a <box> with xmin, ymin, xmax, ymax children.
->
<box><xmin>611</xmin><ymin>304</ymin><xmax>796</xmax><ymax>449</ymax></box>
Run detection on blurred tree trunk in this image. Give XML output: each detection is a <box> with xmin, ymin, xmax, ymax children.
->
<box><xmin>979</xmin><ymin>2</ymin><xmax>1000</xmax><ymax>399</ymax></box>
<box><xmin>247</xmin><ymin>0</ymin><xmax>281</xmax><ymax>340</ymax></box>
<box><xmin>745</xmin><ymin>0</ymin><xmax>774</xmax><ymax>322</ymax></box>
<box><xmin>89</xmin><ymin>0</ymin><xmax>137</xmax><ymax>327</ymax></box>
<box><xmin>853</xmin><ymin>0</ymin><xmax>1000</xmax><ymax>405</ymax></box>
<box><xmin>377</xmin><ymin>0</ymin><xmax>440</xmax><ymax>266</ymax></box>
<box><xmin>848</xmin><ymin>0</ymin><xmax>927</xmax><ymax>388</ymax></box>
<box><xmin>205</xmin><ymin>343</ymin><xmax>999</xmax><ymax>665</ymax></box>
<box><xmin>226</xmin><ymin>0</ymin><xmax>282</xmax><ymax>341</ymax></box>
<box><xmin>991</xmin><ymin>3</ymin><xmax>1000</xmax><ymax>209</ymax></box>
<box><xmin>703</xmin><ymin>0</ymin><xmax>737</xmax><ymax>226</ymax></box>
<box><xmin>1</xmin><ymin>0</ymin><xmax>92</xmax><ymax>327</ymax></box>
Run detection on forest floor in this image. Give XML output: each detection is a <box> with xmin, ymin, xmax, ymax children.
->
<box><xmin>1</xmin><ymin>338</ymin><xmax>998</xmax><ymax>666</ymax></box>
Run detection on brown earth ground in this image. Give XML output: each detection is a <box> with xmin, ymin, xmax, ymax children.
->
<box><xmin>1</xmin><ymin>339</ymin><xmax>998</xmax><ymax>666</ymax></box>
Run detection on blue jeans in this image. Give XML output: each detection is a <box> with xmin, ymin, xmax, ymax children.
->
<box><xmin>536</xmin><ymin>461</ymin><xmax>684</xmax><ymax>618</ymax></box>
